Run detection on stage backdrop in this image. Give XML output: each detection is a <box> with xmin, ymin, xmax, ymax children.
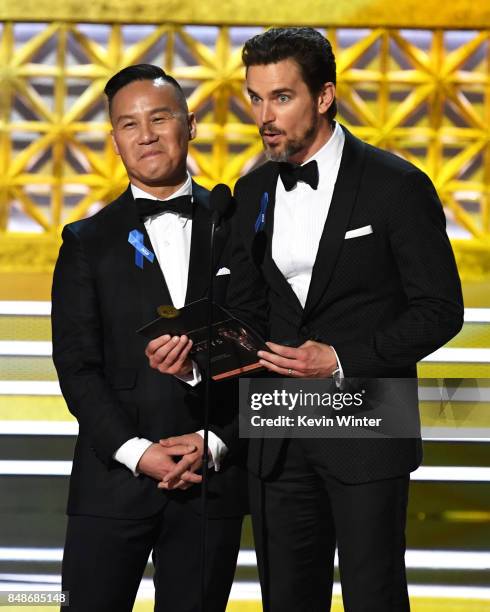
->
<box><xmin>0</xmin><ymin>1</ymin><xmax>489</xmax><ymax>279</ymax></box>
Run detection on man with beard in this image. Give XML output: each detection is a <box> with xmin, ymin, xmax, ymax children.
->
<box><xmin>227</xmin><ymin>28</ymin><xmax>463</xmax><ymax>611</ymax></box>
<box><xmin>52</xmin><ymin>64</ymin><xmax>245</xmax><ymax>612</ymax></box>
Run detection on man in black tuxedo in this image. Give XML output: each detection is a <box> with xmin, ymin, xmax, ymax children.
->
<box><xmin>227</xmin><ymin>28</ymin><xmax>464</xmax><ymax>611</ymax></box>
<box><xmin>51</xmin><ymin>64</ymin><xmax>246</xmax><ymax>612</ymax></box>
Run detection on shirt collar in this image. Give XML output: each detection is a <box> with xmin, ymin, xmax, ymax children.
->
<box><xmin>301</xmin><ymin>121</ymin><xmax>344</xmax><ymax>172</ymax></box>
<box><xmin>130</xmin><ymin>173</ymin><xmax>193</xmax><ymax>226</ymax></box>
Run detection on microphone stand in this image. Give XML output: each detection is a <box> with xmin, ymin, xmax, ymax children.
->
<box><xmin>200</xmin><ymin>211</ymin><xmax>220</xmax><ymax>612</ymax></box>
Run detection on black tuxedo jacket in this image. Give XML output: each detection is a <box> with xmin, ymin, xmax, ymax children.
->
<box><xmin>52</xmin><ymin>181</ymin><xmax>247</xmax><ymax>519</ymax></box>
<box><xmin>228</xmin><ymin>125</ymin><xmax>464</xmax><ymax>483</ymax></box>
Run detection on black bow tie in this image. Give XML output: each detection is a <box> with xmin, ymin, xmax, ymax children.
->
<box><xmin>135</xmin><ymin>195</ymin><xmax>193</xmax><ymax>221</ymax></box>
<box><xmin>278</xmin><ymin>160</ymin><xmax>319</xmax><ymax>191</ymax></box>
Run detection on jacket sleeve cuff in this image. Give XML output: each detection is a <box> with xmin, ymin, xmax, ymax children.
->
<box><xmin>175</xmin><ymin>360</ymin><xmax>202</xmax><ymax>386</ymax></box>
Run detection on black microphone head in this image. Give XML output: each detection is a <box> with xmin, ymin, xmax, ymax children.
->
<box><xmin>210</xmin><ymin>183</ymin><xmax>232</xmax><ymax>219</ymax></box>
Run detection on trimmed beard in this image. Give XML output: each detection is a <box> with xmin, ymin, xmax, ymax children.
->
<box><xmin>263</xmin><ymin>112</ymin><xmax>318</xmax><ymax>162</ymax></box>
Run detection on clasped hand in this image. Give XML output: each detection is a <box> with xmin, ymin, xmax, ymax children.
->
<box><xmin>136</xmin><ymin>433</ymin><xmax>207</xmax><ymax>491</ymax></box>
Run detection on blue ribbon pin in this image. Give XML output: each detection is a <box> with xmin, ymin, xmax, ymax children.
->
<box><xmin>254</xmin><ymin>192</ymin><xmax>269</xmax><ymax>233</ymax></box>
<box><xmin>128</xmin><ymin>230</ymin><xmax>155</xmax><ymax>269</ymax></box>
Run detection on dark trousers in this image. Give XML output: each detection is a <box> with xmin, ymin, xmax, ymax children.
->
<box><xmin>61</xmin><ymin>498</ymin><xmax>242</xmax><ymax>612</ymax></box>
<box><xmin>250</xmin><ymin>438</ymin><xmax>410</xmax><ymax>612</ymax></box>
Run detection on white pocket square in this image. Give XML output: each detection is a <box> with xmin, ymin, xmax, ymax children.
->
<box><xmin>345</xmin><ymin>225</ymin><xmax>373</xmax><ymax>240</ymax></box>
<box><xmin>216</xmin><ymin>267</ymin><xmax>230</xmax><ymax>276</ymax></box>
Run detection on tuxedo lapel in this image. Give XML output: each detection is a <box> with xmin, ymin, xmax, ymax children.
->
<box><xmin>185</xmin><ymin>181</ymin><xmax>212</xmax><ymax>304</ymax></box>
<box><xmin>114</xmin><ymin>187</ymin><xmax>173</xmax><ymax>323</ymax></box>
<box><xmin>259</xmin><ymin>166</ymin><xmax>304</xmax><ymax>316</ymax></box>
<box><xmin>302</xmin><ymin>127</ymin><xmax>367</xmax><ymax>321</ymax></box>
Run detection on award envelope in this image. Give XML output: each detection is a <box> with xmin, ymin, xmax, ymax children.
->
<box><xmin>137</xmin><ymin>298</ymin><xmax>266</xmax><ymax>380</ymax></box>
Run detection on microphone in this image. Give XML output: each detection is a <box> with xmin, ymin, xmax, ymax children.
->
<box><xmin>200</xmin><ymin>181</ymin><xmax>232</xmax><ymax>612</ymax></box>
<box><xmin>210</xmin><ymin>183</ymin><xmax>232</xmax><ymax>224</ymax></box>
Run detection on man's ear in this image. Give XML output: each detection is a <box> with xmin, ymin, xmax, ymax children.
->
<box><xmin>188</xmin><ymin>112</ymin><xmax>197</xmax><ymax>140</ymax></box>
<box><xmin>318</xmin><ymin>82</ymin><xmax>336</xmax><ymax>115</ymax></box>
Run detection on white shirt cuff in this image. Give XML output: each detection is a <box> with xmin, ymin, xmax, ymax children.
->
<box><xmin>113</xmin><ymin>437</ymin><xmax>153</xmax><ymax>477</ymax></box>
<box><xmin>175</xmin><ymin>360</ymin><xmax>202</xmax><ymax>387</ymax></box>
<box><xmin>196</xmin><ymin>430</ymin><xmax>228</xmax><ymax>471</ymax></box>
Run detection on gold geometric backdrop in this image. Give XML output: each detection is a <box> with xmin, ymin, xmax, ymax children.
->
<box><xmin>1</xmin><ymin>22</ymin><xmax>489</xmax><ymax>276</ymax></box>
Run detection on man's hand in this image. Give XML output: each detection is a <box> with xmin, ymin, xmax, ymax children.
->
<box><xmin>258</xmin><ymin>340</ymin><xmax>337</xmax><ymax>378</ymax></box>
<box><xmin>157</xmin><ymin>433</ymin><xmax>205</xmax><ymax>490</ymax></box>
<box><xmin>136</xmin><ymin>442</ymin><xmax>199</xmax><ymax>490</ymax></box>
<box><xmin>145</xmin><ymin>334</ymin><xmax>193</xmax><ymax>377</ymax></box>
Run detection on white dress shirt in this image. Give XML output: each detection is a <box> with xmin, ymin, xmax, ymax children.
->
<box><xmin>272</xmin><ymin>122</ymin><xmax>345</xmax><ymax>375</ymax></box>
<box><xmin>113</xmin><ymin>175</ymin><xmax>227</xmax><ymax>475</ymax></box>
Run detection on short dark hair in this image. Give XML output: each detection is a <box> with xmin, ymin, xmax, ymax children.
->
<box><xmin>242</xmin><ymin>27</ymin><xmax>337</xmax><ymax>123</ymax></box>
<box><xmin>104</xmin><ymin>64</ymin><xmax>188</xmax><ymax>116</ymax></box>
